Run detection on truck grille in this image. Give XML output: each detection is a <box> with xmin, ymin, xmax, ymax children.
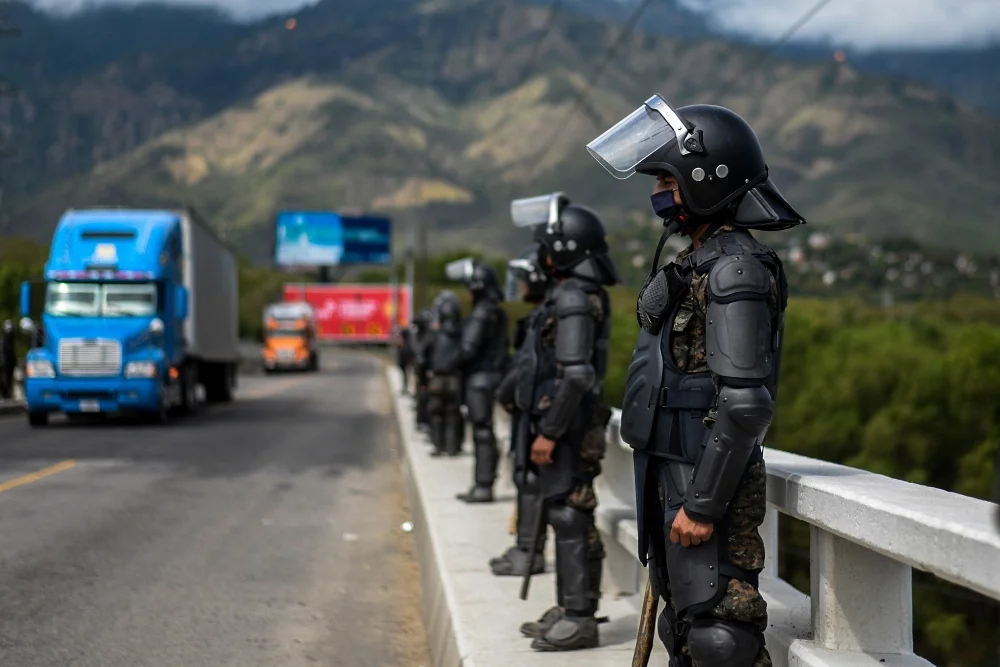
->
<box><xmin>58</xmin><ymin>339</ymin><xmax>123</xmax><ymax>377</ymax></box>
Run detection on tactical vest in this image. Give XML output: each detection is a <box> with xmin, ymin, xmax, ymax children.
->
<box><xmin>515</xmin><ymin>304</ymin><xmax>557</xmax><ymax>415</ymax></box>
<box><xmin>620</xmin><ymin>229</ymin><xmax>788</xmax><ymax>463</ymax></box>
<box><xmin>517</xmin><ymin>280</ymin><xmax>612</xmax><ymax>417</ymax></box>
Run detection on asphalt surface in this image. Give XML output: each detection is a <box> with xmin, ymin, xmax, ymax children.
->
<box><xmin>0</xmin><ymin>352</ymin><xmax>431</xmax><ymax>667</ymax></box>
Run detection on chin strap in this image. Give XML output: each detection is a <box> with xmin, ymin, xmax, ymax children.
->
<box><xmin>643</xmin><ymin>218</ymin><xmax>682</xmax><ymax>285</ymax></box>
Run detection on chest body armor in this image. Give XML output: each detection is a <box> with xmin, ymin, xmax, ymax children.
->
<box><xmin>466</xmin><ymin>300</ymin><xmax>510</xmax><ymax>375</ymax></box>
<box><xmin>430</xmin><ymin>328</ymin><xmax>462</xmax><ymax>374</ymax></box>
<box><xmin>620</xmin><ymin>229</ymin><xmax>788</xmax><ymax>463</ymax></box>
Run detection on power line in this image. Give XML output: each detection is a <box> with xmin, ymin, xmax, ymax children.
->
<box><xmin>530</xmin><ymin>0</ymin><xmax>657</xmax><ymax>165</ymax></box>
<box><xmin>490</xmin><ymin>0</ymin><xmax>563</xmax><ymax>134</ymax></box>
<box><xmin>714</xmin><ymin>0</ymin><xmax>834</xmax><ymax>103</ymax></box>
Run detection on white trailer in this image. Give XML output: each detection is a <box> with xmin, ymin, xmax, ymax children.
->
<box><xmin>179</xmin><ymin>208</ymin><xmax>240</xmax><ymax>403</ymax></box>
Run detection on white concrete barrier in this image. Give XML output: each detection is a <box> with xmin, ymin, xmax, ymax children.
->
<box><xmin>597</xmin><ymin>409</ymin><xmax>1000</xmax><ymax>667</ymax></box>
<box><xmin>387</xmin><ymin>365</ymin><xmax>1000</xmax><ymax>667</ymax></box>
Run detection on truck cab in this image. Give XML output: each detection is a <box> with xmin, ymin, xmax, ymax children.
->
<box><xmin>20</xmin><ymin>208</ymin><xmax>239</xmax><ymax>426</ymax></box>
<box><xmin>261</xmin><ymin>302</ymin><xmax>319</xmax><ymax>373</ymax></box>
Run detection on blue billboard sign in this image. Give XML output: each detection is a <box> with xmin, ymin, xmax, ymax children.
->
<box><xmin>275</xmin><ymin>211</ymin><xmax>392</xmax><ymax>266</ymax></box>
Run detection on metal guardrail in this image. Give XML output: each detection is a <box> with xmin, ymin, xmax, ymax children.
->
<box><xmin>591</xmin><ymin>408</ymin><xmax>1000</xmax><ymax>667</ymax></box>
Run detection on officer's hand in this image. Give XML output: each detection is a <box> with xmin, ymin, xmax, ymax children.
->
<box><xmin>501</xmin><ymin>402</ymin><xmax>515</xmax><ymax>414</ymax></box>
<box><xmin>669</xmin><ymin>507</ymin><xmax>714</xmax><ymax>548</ymax></box>
<box><xmin>530</xmin><ymin>435</ymin><xmax>556</xmax><ymax>465</ymax></box>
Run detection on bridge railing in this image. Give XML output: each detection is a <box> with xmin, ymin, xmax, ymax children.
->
<box><xmin>591</xmin><ymin>408</ymin><xmax>1000</xmax><ymax>667</ymax></box>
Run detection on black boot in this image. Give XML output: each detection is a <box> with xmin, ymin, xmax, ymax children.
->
<box><xmin>489</xmin><ymin>547</ymin><xmax>544</xmax><ymax>576</ymax></box>
<box><xmin>519</xmin><ymin>606</ymin><xmax>564</xmax><ymax>639</ymax></box>
<box><xmin>489</xmin><ymin>545</ymin><xmax>519</xmax><ymax>567</ymax></box>
<box><xmin>530</xmin><ymin>615</ymin><xmax>600</xmax><ymax>651</ymax></box>
<box><xmin>445</xmin><ymin>411</ymin><xmax>464</xmax><ymax>455</ymax></box>
<box><xmin>455</xmin><ymin>484</ymin><xmax>493</xmax><ymax>503</ymax></box>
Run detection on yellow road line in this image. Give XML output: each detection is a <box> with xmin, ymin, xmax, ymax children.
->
<box><xmin>239</xmin><ymin>377</ymin><xmax>307</xmax><ymax>400</ymax></box>
<box><xmin>0</xmin><ymin>460</ymin><xmax>78</xmax><ymax>495</ymax></box>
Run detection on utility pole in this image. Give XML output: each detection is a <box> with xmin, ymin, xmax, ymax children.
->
<box><xmin>0</xmin><ymin>3</ymin><xmax>20</xmax><ymax>229</ymax></box>
<box><xmin>405</xmin><ymin>221</ymin><xmax>416</xmax><ymax>311</ymax></box>
<box><xmin>417</xmin><ymin>219</ymin><xmax>428</xmax><ymax>310</ymax></box>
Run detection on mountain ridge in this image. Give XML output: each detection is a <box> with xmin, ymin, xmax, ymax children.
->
<box><xmin>1</xmin><ymin>0</ymin><xmax>999</xmax><ymax>259</ymax></box>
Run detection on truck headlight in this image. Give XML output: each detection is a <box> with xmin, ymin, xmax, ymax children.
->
<box><xmin>125</xmin><ymin>361</ymin><xmax>159</xmax><ymax>379</ymax></box>
<box><xmin>26</xmin><ymin>360</ymin><xmax>55</xmax><ymax>379</ymax></box>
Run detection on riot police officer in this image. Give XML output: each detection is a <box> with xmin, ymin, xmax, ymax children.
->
<box><xmin>412</xmin><ymin>308</ymin><xmax>436</xmax><ymax>432</ymax></box>
<box><xmin>445</xmin><ymin>259</ymin><xmax>509</xmax><ymax>504</ymax></box>
<box><xmin>491</xmin><ymin>245</ymin><xmax>552</xmax><ymax>577</ymax></box>
<box><xmin>508</xmin><ymin>192</ymin><xmax>618</xmax><ymax>652</ymax></box>
<box><xmin>586</xmin><ymin>96</ymin><xmax>805</xmax><ymax>667</ymax></box>
<box><xmin>426</xmin><ymin>291</ymin><xmax>465</xmax><ymax>456</ymax></box>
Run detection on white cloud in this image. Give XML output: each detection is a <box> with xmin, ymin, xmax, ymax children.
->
<box><xmin>28</xmin><ymin>0</ymin><xmax>318</xmax><ymax>21</ymax></box>
<box><xmin>677</xmin><ymin>0</ymin><xmax>1000</xmax><ymax>51</ymax></box>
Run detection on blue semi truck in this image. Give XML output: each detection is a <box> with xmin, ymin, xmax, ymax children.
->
<box><xmin>19</xmin><ymin>208</ymin><xmax>241</xmax><ymax>426</ymax></box>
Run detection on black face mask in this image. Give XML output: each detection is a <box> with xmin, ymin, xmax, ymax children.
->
<box><xmin>651</xmin><ymin>189</ymin><xmax>684</xmax><ymax>220</ymax></box>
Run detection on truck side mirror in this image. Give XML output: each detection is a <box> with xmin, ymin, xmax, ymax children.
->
<box><xmin>176</xmin><ymin>286</ymin><xmax>189</xmax><ymax>320</ymax></box>
<box><xmin>19</xmin><ymin>282</ymin><xmax>30</xmax><ymax>317</ymax></box>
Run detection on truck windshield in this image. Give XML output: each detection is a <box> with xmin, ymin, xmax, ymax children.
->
<box><xmin>46</xmin><ymin>282</ymin><xmax>158</xmax><ymax>318</ymax></box>
<box><xmin>267</xmin><ymin>328</ymin><xmax>306</xmax><ymax>337</ymax></box>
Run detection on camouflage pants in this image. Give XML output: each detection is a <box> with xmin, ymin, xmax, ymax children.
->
<box><xmin>654</xmin><ymin>460</ymin><xmax>771</xmax><ymax>667</ymax></box>
<box><xmin>563</xmin><ymin>410</ymin><xmax>611</xmax><ymax>512</ymax></box>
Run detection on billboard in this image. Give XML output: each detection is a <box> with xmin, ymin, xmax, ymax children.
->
<box><xmin>275</xmin><ymin>211</ymin><xmax>392</xmax><ymax>267</ymax></box>
<box><xmin>282</xmin><ymin>283</ymin><xmax>412</xmax><ymax>343</ymax></box>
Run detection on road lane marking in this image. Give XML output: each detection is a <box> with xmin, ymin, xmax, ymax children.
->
<box><xmin>239</xmin><ymin>377</ymin><xmax>308</xmax><ymax>400</ymax></box>
<box><xmin>0</xmin><ymin>460</ymin><xmax>77</xmax><ymax>495</ymax></box>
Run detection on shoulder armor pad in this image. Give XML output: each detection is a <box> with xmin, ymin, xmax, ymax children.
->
<box><xmin>708</xmin><ymin>253</ymin><xmax>771</xmax><ymax>300</ymax></box>
<box><xmin>555</xmin><ymin>284</ymin><xmax>590</xmax><ymax>318</ymax></box>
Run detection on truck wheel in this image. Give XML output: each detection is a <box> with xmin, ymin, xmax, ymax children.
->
<box><xmin>180</xmin><ymin>367</ymin><xmax>198</xmax><ymax>415</ymax></box>
<box><xmin>219</xmin><ymin>365</ymin><xmax>234</xmax><ymax>402</ymax></box>
<box><xmin>28</xmin><ymin>412</ymin><xmax>48</xmax><ymax>427</ymax></box>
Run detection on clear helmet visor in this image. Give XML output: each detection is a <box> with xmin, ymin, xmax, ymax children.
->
<box><xmin>586</xmin><ymin>95</ymin><xmax>689</xmax><ymax>180</ymax></box>
<box><xmin>510</xmin><ymin>192</ymin><xmax>569</xmax><ymax>229</ymax></box>
<box><xmin>445</xmin><ymin>257</ymin><xmax>475</xmax><ymax>282</ymax></box>
<box><xmin>504</xmin><ymin>258</ymin><xmax>534</xmax><ymax>301</ymax></box>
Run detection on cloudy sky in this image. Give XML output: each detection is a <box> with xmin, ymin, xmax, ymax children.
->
<box><xmin>677</xmin><ymin>0</ymin><xmax>1000</xmax><ymax>51</ymax></box>
<box><xmin>28</xmin><ymin>0</ymin><xmax>318</xmax><ymax>21</ymax></box>
<box><xmin>26</xmin><ymin>0</ymin><xmax>1000</xmax><ymax>50</ymax></box>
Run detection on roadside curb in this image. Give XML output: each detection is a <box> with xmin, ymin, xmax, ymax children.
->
<box><xmin>386</xmin><ymin>366</ymin><xmax>660</xmax><ymax>667</ymax></box>
<box><xmin>0</xmin><ymin>401</ymin><xmax>26</xmax><ymax>416</ymax></box>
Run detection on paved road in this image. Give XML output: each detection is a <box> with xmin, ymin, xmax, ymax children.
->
<box><xmin>0</xmin><ymin>352</ymin><xmax>430</xmax><ymax>667</ymax></box>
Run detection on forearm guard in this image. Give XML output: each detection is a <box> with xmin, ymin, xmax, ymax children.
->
<box><xmin>683</xmin><ymin>384</ymin><xmax>773</xmax><ymax>523</ymax></box>
<box><xmin>538</xmin><ymin>363</ymin><xmax>595</xmax><ymax>440</ymax></box>
<box><xmin>538</xmin><ymin>286</ymin><xmax>596</xmax><ymax>440</ymax></box>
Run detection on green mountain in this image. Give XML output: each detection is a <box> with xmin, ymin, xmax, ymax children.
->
<box><xmin>2</xmin><ymin>0</ymin><xmax>1000</xmax><ymax>260</ymax></box>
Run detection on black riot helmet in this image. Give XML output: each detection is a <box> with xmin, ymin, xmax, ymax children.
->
<box><xmin>586</xmin><ymin>95</ymin><xmax>805</xmax><ymax>230</ymax></box>
<box><xmin>435</xmin><ymin>292</ymin><xmax>462</xmax><ymax>334</ymax></box>
<box><xmin>445</xmin><ymin>257</ymin><xmax>504</xmax><ymax>302</ymax></box>
<box><xmin>509</xmin><ymin>192</ymin><xmax>619</xmax><ymax>285</ymax></box>
<box><xmin>505</xmin><ymin>245</ymin><xmax>550</xmax><ymax>303</ymax></box>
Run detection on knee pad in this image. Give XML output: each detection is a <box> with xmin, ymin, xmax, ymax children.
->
<box><xmin>547</xmin><ymin>503</ymin><xmax>591</xmax><ymax>537</ymax></box>
<box><xmin>657</xmin><ymin>606</ymin><xmax>680</xmax><ymax>656</ymax></box>
<box><xmin>473</xmin><ymin>426</ymin><xmax>495</xmax><ymax>447</ymax></box>
<box><xmin>687</xmin><ymin>620</ymin><xmax>761</xmax><ymax>667</ymax></box>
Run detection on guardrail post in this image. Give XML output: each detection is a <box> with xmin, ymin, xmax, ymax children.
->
<box><xmin>13</xmin><ymin>365</ymin><xmax>24</xmax><ymax>402</ymax></box>
<box><xmin>760</xmin><ymin>506</ymin><xmax>779</xmax><ymax>579</ymax></box>
<box><xmin>810</xmin><ymin>526</ymin><xmax>914</xmax><ymax>653</ymax></box>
